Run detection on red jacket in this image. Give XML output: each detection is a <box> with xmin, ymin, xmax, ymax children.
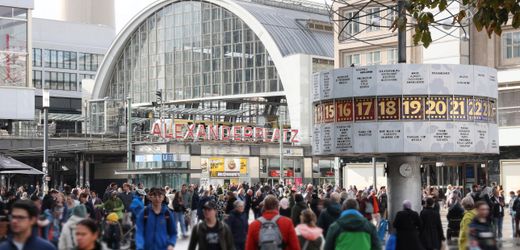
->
<box><xmin>245</xmin><ymin>210</ymin><xmax>301</xmax><ymax>250</ymax></box>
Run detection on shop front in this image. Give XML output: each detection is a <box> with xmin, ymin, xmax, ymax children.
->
<box><xmin>312</xmin><ymin>158</ymin><xmax>338</xmax><ymax>186</ymax></box>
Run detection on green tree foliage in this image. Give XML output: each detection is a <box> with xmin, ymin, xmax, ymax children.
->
<box><xmin>393</xmin><ymin>0</ymin><xmax>520</xmax><ymax>48</ymax></box>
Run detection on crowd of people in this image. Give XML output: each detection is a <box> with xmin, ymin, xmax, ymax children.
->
<box><xmin>0</xmin><ymin>181</ymin><xmax>516</xmax><ymax>250</ymax></box>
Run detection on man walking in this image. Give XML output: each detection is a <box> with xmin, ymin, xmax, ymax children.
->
<box><xmin>508</xmin><ymin>191</ymin><xmax>517</xmax><ymax>237</ymax></box>
<box><xmin>0</xmin><ymin>200</ymin><xmax>56</xmax><ymax>250</ymax></box>
<box><xmin>324</xmin><ymin>199</ymin><xmax>380</xmax><ymax>250</ymax></box>
<box><xmin>135</xmin><ymin>187</ymin><xmax>177</xmax><ymax>250</ymax></box>
<box><xmin>246</xmin><ymin>195</ymin><xmax>300</xmax><ymax>250</ymax></box>
<box><xmin>188</xmin><ymin>201</ymin><xmax>234</xmax><ymax>250</ymax></box>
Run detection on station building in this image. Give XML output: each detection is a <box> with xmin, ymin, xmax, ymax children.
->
<box><xmin>88</xmin><ymin>0</ymin><xmax>335</xmax><ymax>188</ymax></box>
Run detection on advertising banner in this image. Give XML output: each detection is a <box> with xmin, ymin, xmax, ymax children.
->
<box><xmin>206</xmin><ymin>157</ymin><xmax>248</xmax><ymax>178</ymax></box>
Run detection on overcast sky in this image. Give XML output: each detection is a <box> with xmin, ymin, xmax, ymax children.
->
<box><xmin>33</xmin><ymin>0</ymin><xmax>330</xmax><ymax>33</ymax></box>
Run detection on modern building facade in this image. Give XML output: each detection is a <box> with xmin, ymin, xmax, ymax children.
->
<box><xmin>89</xmin><ymin>0</ymin><xmax>334</xmax><ymax>188</ymax></box>
<box><xmin>334</xmin><ymin>0</ymin><xmax>520</xmax><ymax>192</ymax></box>
<box><xmin>0</xmin><ymin>0</ymin><xmax>34</xmax><ymax>126</ymax></box>
<box><xmin>31</xmin><ymin>18</ymin><xmax>114</xmax><ymax>133</ymax></box>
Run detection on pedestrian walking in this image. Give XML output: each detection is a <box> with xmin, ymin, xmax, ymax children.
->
<box><xmin>295</xmin><ymin>209</ymin><xmax>324</xmax><ymax>250</ymax></box>
<box><xmin>135</xmin><ymin>187</ymin><xmax>177</xmax><ymax>250</ymax></box>
<box><xmin>490</xmin><ymin>188</ymin><xmax>505</xmax><ymax>240</ymax></box>
<box><xmin>0</xmin><ymin>200</ymin><xmax>56</xmax><ymax>250</ymax></box>
<box><xmin>291</xmin><ymin>194</ymin><xmax>307</xmax><ymax>226</ymax></box>
<box><xmin>317</xmin><ymin>192</ymin><xmax>341</xmax><ymax>237</ymax></box>
<box><xmin>458</xmin><ymin>196</ymin><xmax>476</xmax><ymax>250</ymax></box>
<box><xmin>512</xmin><ymin>190</ymin><xmax>520</xmax><ymax>238</ymax></box>
<box><xmin>468</xmin><ymin>201</ymin><xmax>498</xmax><ymax>250</ymax></box>
<box><xmin>58</xmin><ymin>205</ymin><xmax>88</xmax><ymax>250</ymax></box>
<box><xmin>226</xmin><ymin>200</ymin><xmax>249</xmax><ymax>250</ymax></box>
<box><xmin>508</xmin><ymin>191</ymin><xmax>517</xmax><ymax>237</ymax></box>
<box><xmin>172</xmin><ymin>191</ymin><xmax>188</xmax><ymax>238</ymax></box>
<box><xmin>393</xmin><ymin>200</ymin><xmax>424</xmax><ymax>250</ymax></box>
<box><xmin>73</xmin><ymin>219</ymin><xmax>107</xmax><ymax>250</ymax></box>
<box><xmin>279</xmin><ymin>198</ymin><xmax>291</xmax><ymax>218</ymax></box>
<box><xmin>324</xmin><ymin>198</ymin><xmax>380</xmax><ymax>250</ymax></box>
<box><xmin>419</xmin><ymin>198</ymin><xmax>445</xmax><ymax>250</ymax></box>
<box><xmin>246</xmin><ymin>195</ymin><xmax>300</xmax><ymax>250</ymax></box>
<box><xmin>188</xmin><ymin>201</ymin><xmax>234</xmax><ymax>250</ymax></box>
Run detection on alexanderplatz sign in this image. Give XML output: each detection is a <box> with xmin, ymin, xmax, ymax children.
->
<box><xmin>311</xmin><ymin>64</ymin><xmax>499</xmax><ymax>156</ymax></box>
<box><xmin>151</xmin><ymin>119</ymin><xmax>300</xmax><ymax>143</ymax></box>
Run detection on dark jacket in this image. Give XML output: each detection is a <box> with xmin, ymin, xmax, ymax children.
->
<box><xmin>393</xmin><ymin>208</ymin><xmax>424</xmax><ymax>250</ymax></box>
<box><xmin>324</xmin><ymin>209</ymin><xmax>380</xmax><ymax>250</ymax></box>
<box><xmin>118</xmin><ymin>191</ymin><xmax>133</xmax><ymax>212</ymax></box>
<box><xmin>226</xmin><ymin>196</ymin><xmax>237</xmax><ymax>215</ymax></box>
<box><xmin>469</xmin><ymin>217</ymin><xmax>498</xmax><ymax>250</ymax></box>
<box><xmin>279</xmin><ymin>207</ymin><xmax>292</xmax><ymax>218</ymax></box>
<box><xmin>197</xmin><ymin>195</ymin><xmax>211</xmax><ymax>220</ymax></box>
<box><xmin>225</xmin><ymin>210</ymin><xmax>249</xmax><ymax>250</ymax></box>
<box><xmin>490</xmin><ymin>196</ymin><xmax>504</xmax><ymax>218</ymax></box>
<box><xmin>317</xmin><ymin>202</ymin><xmax>341</xmax><ymax>236</ymax></box>
<box><xmin>0</xmin><ymin>234</ymin><xmax>56</xmax><ymax>250</ymax></box>
<box><xmin>188</xmin><ymin>220</ymin><xmax>235</xmax><ymax>250</ymax></box>
<box><xmin>191</xmin><ymin>190</ymin><xmax>200</xmax><ymax>210</ymax></box>
<box><xmin>419</xmin><ymin>207</ymin><xmax>445</xmax><ymax>250</ymax></box>
<box><xmin>446</xmin><ymin>202</ymin><xmax>464</xmax><ymax>230</ymax></box>
<box><xmin>244</xmin><ymin>194</ymin><xmax>253</xmax><ymax>212</ymax></box>
<box><xmin>291</xmin><ymin>201</ymin><xmax>308</xmax><ymax>226</ymax></box>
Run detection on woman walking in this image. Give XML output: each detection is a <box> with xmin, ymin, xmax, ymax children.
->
<box><xmin>393</xmin><ymin>200</ymin><xmax>424</xmax><ymax>250</ymax></box>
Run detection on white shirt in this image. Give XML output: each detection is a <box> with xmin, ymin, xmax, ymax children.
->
<box><xmin>13</xmin><ymin>240</ymin><xmax>24</xmax><ymax>250</ymax></box>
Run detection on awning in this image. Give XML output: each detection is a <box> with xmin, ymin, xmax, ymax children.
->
<box><xmin>0</xmin><ymin>155</ymin><xmax>44</xmax><ymax>175</ymax></box>
<box><xmin>0</xmin><ymin>169</ymin><xmax>44</xmax><ymax>175</ymax></box>
<box><xmin>114</xmin><ymin>168</ymin><xmax>202</xmax><ymax>175</ymax></box>
<box><xmin>0</xmin><ymin>155</ymin><xmax>34</xmax><ymax>170</ymax></box>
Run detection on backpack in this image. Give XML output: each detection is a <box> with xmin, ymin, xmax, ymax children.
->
<box><xmin>378</xmin><ymin>219</ymin><xmax>389</xmax><ymax>241</ymax></box>
<box><xmin>258</xmin><ymin>215</ymin><xmax>284</xmax><ymax>250</ymax></box>
<box><xmin>143</xmin><ymin>206</ymin><xmax>173</xmax><ymax>236</ymax></box>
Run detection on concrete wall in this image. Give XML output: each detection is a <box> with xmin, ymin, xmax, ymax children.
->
<box><xmin>344</xmin><ymin>162</ymin><xmax>387</xmax><ymax>189</ymax></box>
<box><xmin>94</xmin><ymin>162</ymin><xmax>126</xmax><ymax>179</ymax></box>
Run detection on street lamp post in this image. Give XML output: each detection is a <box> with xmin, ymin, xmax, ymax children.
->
<box><xmin>127</xmin><ymin>97</ymin><xmax>132</xmax><ymax>183</ymax></box>
<box><xmin>278</xmin><ymin>116</ymin><xmax>283</xmax><ymax>185</ymax></box>
<box><xmin>42</xmin><ymin>89</ymin><xmax>50</xmax><ymax>193</ymax></box>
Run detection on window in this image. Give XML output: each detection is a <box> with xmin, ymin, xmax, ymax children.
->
<box><xmin>367</xmin><ymin>8</ymin><xmax>381</xmax><ymax>31</ymax></box>
<box><xmin>341</xmin><ymin>11</ymin><xmax>360</xmax><ymax>39</ymax></box>
<box><xmin>387</xmin><ymin>7</ymin><xmax>397</xmax><ymax>27</ymax></box>
<box><xmin>33</xmin><ymin>48</ymin><xmax>42</xmax><ymax>67</ymax></box>
<box><xmin>367</xmin><ymin>51</ymin><xmax>381</xmax><ymax>65</ymax></box>
<box><xmin>33</xmin><ymin>70</ymin><xmax>42</xmax><ymax>89</ymax></box>
<box><xmin>502</xmin><ymin>31</ymin><xmax>520</xmax><ymax>59</ymax></box>
<box><xmin>387</xmin><ymin>48</ymin><xmax>397</xmax><ymax>64</ymax></box>
<box><xmin>343</xmin><ymin>53</ymin><xmax>360</xmax><ymax>67</ymax></box>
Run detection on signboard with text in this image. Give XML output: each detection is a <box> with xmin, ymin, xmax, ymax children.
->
<box><xmin>312</xmin><ymin>64</ymin><xmax>499</xmax><ymax>155</ymax></box>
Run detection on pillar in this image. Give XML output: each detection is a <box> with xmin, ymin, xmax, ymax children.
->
<box><xmin>387</xmin><ymin>155</ymin><xmax>422</xmax><ymax>230</ymax></box>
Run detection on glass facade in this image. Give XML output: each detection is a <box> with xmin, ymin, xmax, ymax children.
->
<box><xmin>32</xmin><ymin>48</ymin><xmax>101</xmax><ymax>91</ymax></box>
<box><xmin>106</xmin><ymin>1</ymin><xmax>282</xmax><ymax>103</ymax></box>
<box><xmin>0</xmin><ymin>6</ymin><xmax>28</xmax><ymax>87</ymax></box>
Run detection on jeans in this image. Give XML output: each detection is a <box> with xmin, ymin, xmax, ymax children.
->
<box><xmin>494</xmin><ymin>216</ymin><xmax>504</xmax><ymax>239</ymax></box>
<box><xmin>191</xmin><ymin>209</ymin><xmax>198</xmax><ymax>227</ymax></box>
<box><xmin>175</xmin><ymin>211</ymin><xmax>187</xmax><ymax>236</ymax></box>
<box><xmin>513</xmin><ymin>215</ymin><xmax>517</xmax><ymax>237</ymax></box>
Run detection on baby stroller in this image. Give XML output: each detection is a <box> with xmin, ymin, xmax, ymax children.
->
<box><xmin>446</xmin><ymin>202</ymin><xmax>464</xmax><ymax>241</ymax></box>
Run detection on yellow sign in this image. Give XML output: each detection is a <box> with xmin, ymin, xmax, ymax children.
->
<box><xmin>206</xmin><ymin>157</ymin><xmax>247</xmax><ymax>177</ymax></box>
<box><xmin>240</xmin><ymin>159</ymin><xmax>247</xmax><ymax>174</ymax></box>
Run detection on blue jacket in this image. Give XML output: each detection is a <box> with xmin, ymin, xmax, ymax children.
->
<box><xmin>0</xmin><ymin>234</ymin><xmax>56</xmax><ymax>250</ymax></box>
<box><xmin>135</xmin><ymin>204</ymin><xmax>177</xmax><ymax>250</ymax></box>
<box><xmin>130</xmin><ymin>196</ymin><xmax>144</xmax><ymax>220</ymax></box>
